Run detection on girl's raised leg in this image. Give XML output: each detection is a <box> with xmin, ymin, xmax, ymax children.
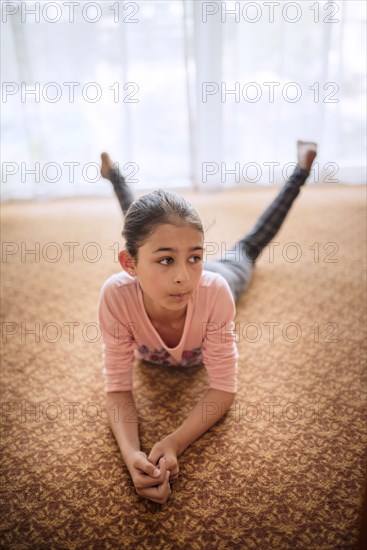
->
<box><xmin>204</xmin><ymin>140</ymin><xmax>317</xmax><ymax>303</ymax></box>
<box><xmin>101</xmin><ymin>152</ymin><xmax>134</xmax><ymax>215</ymax></box>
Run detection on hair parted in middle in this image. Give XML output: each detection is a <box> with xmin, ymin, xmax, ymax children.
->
<box><xmin>121</xmin><ymin>189</ymin><xmax>206</xmax><ymax>260</ymax></box>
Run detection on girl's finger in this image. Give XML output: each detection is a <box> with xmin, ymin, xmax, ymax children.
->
<box><xmin>136</xmin><ymin>454</ymin><xmax>164</xmax><ymax>478</ymax></box>
<box><xmin>138</xmin><ymin>457</ymin><xmax>167</xmax><ymax>488</ymax></box>
<box><xmin>138</xmin><ymin>471</ymin><xmax>171</xmax><ymax>503</ymax></box>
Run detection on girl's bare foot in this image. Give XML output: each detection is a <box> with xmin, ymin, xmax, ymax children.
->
<box><xmin>297</xmin><ymin>140</ymin><xmax>317</xmax><ymax>172</ymax></box>
<box><xmin>100</xmin><ymin>152</ymin><xmax>117</xmax><ymax>179</ymax></box>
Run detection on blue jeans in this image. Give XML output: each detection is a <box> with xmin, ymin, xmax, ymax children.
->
<box><xmin>107</xmin><ymin>165</ymin><xmax>310</xmax><ymax>303</ymax></box>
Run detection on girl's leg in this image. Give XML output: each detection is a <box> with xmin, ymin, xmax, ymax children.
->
<box><xmin>205</xmin><ymin>254</ymin><xmax>254</xmax><ymax>304</ymax></box>
<box><xmin>205</xmin><ymin>141</ymin><xmax>317</xmax><ymax>303</ymax></box>
<box><xmin>237</xmin><ymin>164</ymin><xmax>311</xmax><ymax>262</ymax></box>
<box><xmin>101</xmin><ymin>152</ymin><xmax>134</xmax><ymax>215</ymax></box>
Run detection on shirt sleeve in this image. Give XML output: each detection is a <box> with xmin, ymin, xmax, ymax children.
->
<box><xmin>98</xmin><ymin>280</ymin><xmax>136</xmax><ymax>393</ymax></box>
<box><xmin>201</xmin><ymin>277</ymin><xmax>239</xmax><ymax>393</ymax></box>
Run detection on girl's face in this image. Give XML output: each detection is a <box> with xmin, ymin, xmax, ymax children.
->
<box><xmin>122</xmin><ymin>223</ymin><xmax>204</xmax><ymax>318</ymax></box>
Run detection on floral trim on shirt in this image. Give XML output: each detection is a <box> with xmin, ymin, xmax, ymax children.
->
<box><xmin>181</xmin><ymin>347</ymin><xmax>203</xmax><ymax>367</ymax></box>
<box><xmin>138</xmin><ymin>345</ymin><xmax>203</xmax><ymax>367</ymax></box>
<box><xmin>138</xmin><ymin>345</ymin><xmax>172</xmax><ymax>366</ymax></box>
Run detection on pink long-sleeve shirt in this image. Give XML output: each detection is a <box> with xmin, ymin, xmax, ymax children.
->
<box><xmin>98</xmin><ymin>270</ymin><xmax>239</xmax><ymax>393</ymax></box>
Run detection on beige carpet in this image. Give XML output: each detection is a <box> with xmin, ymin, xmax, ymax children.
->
<box><xmin>1</xmin><ymin>183</ymin><xmax>366</xmax><ymax>549</ymax></box>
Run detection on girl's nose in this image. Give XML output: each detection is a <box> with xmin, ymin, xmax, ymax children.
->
<box><xmin>174</xmin><ymin>264</ymin><xmax>190</xmax><ymax>283</ymax></box>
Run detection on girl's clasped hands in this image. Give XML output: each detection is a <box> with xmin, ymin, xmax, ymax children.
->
<box><xmin>127</xmin><ymin>436</ymin><xmax>180</xmax><ymax>504</ymax></box>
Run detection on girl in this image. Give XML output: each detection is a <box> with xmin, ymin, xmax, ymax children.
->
<box><xmin>98</xmin><ymin>140</ymin><xmax>317</xmax><ymax>505</ymax></box>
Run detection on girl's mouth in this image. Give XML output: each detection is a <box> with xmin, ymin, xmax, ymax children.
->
<box><xmin>170</xmin><ymin>292</ymin><xmax>189</xmax><ymax>301</ymax></box>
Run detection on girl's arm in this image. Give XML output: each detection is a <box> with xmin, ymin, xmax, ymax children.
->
<box><xmin>167</xmin><ymin>388</ymin><xmax>236</xmax><ymax>457</ymax></box>
<box><xmin>162</xmin><ymin>277</ymin><xmax>238</xmax><ymax>456</ymax></box>
<box><xmin>105</xmin><ymin>391</ymin><xmax>141</xmax><ymax>468</ymax></box>
<box><xmin>107</xmin><ymin>391</ymin><xmax>173</xmax><ymax>504</ymax></box>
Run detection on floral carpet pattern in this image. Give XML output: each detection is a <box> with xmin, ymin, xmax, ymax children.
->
<box><xmin>1</xmin><ymin>184</ymin><xmax>366</xmax><ymax>549</ymax></box>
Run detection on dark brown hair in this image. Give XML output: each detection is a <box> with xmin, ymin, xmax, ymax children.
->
<box><xmin>121</xmin><ymin>189</ymin><xmax>204</xmax><ymax>260</ymax></box>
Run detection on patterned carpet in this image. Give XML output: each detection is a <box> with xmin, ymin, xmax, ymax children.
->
<box><xmin>1</xmin><ymin>183</ymin><xmax>366</xmax><ymax>549</ymax></box>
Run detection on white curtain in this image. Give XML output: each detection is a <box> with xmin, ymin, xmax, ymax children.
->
<box><xmin>1</xmin><ymin>0</ymin><xmax>366</xmax><ymax>200</ymax></box>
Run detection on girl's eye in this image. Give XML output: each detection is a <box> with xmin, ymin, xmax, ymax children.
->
<box><xmin>158</xmin><ymin>255</ymin><xmax>202</xmax><ymax>266</ymax></box>
<box><xmin>158</xmin><ymin>257</ymin><xmax>173</xmax><ymax>265</ymax></box>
